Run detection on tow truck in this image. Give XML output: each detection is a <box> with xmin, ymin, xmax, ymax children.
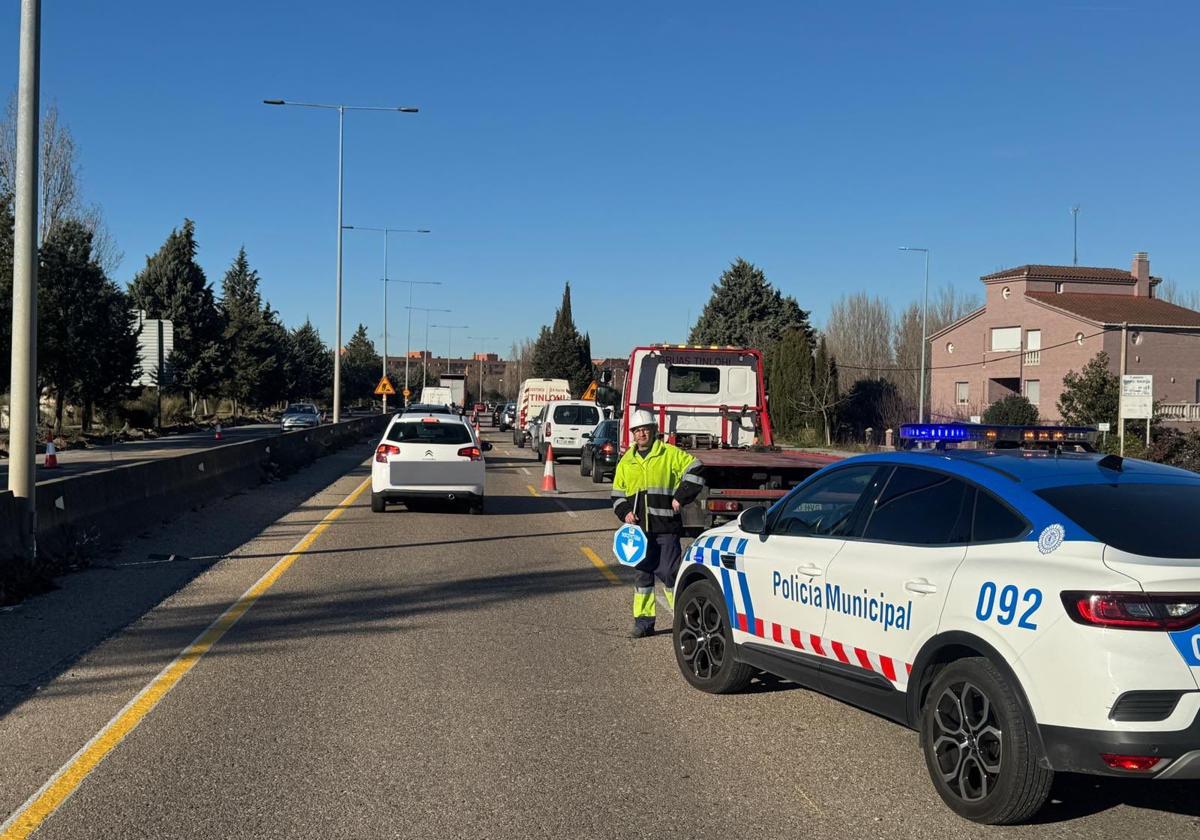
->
<box><xmin>615</xmin><ymin>344</ymin><xmax>839</xmax><ymax>532</ymax></box>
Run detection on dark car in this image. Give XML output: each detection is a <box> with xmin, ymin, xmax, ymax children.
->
<box><xmin>580</xmin><ymin>419</ymin><xmax>620</xmax><ymax>483</ymax></box>
<box><xmin>496</xmin><ymin>401</ymin><xmax>516</xmax><ymax>431</ymax></box>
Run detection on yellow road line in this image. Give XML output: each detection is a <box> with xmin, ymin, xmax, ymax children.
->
<box><xmin>580</xmin><ymin>546</ymin><xmax>620</xmax><ymax>585</ymax></box>
<box><xmin>527</xmin><ymin>484</ymin><xmax>539</xmax><ymax>497</ymax></box>
<box><xmin>0</xmin><ymin>476</ymin><xmax>372</xmax><ymax>840</ymax></box>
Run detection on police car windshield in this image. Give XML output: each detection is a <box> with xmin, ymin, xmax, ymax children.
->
<box><xmin>1035</xmin><ymin>483</ymin><xmax>1200</xmax><ymax>559</ymax></box>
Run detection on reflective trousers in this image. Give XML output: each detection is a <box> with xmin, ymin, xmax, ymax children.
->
<box><xmin>632</xmin><ymin>534</ymin><xmax>682</xmax><ymax>631</ymax></box>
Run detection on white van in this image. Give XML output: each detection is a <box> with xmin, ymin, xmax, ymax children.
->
<box><xmin>418</xmin><ymin>386</ymin><xmax>454</xmax><ymax>407</ymax></box>
<box><xmin>513</xmin><ymin>378</ymin><xmax>570</xmax><ymax>447</ymax></box>
<box><xmin>533</xmin><ymin>400</ymin><xmax>602</xmax><ymax>462</ymax></box>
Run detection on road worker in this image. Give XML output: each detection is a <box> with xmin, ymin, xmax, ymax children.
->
<box><xmin>611</xmin><ymin>409</ymin><xmax>706</xmax><ymax>638</ymax></box>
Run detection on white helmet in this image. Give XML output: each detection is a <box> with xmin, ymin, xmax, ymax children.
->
<box><xmin>629</xmin><ymin>409</ymin><xmax>657</xmax><ymax>431</ymax></box>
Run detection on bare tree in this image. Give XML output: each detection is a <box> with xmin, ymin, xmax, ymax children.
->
<box><xmin>891</xmin><ymin>285</ymin><xmax>982</xmax><ymax>411</ymax></box>
<box><xmin>1156</xmin><ymin>278</ymin><xmax>1200</xmax><ymax>311</ymax></box>
<box><xmin>0</xmin><ymin>98</ymin><xmax>122</xmax><ymax>273</ymax></box>
<box><xmin>823</xmin><ymin>292</ymin><xmax>893</xmax><ymax>387</ymax></box>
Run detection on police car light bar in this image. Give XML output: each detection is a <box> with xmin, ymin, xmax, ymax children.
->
<box><xmin>899</xmin><ymin>423</ymin><xmax>1097</xmax><ymax>448</ymax></box>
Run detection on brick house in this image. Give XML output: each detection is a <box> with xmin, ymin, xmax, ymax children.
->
<box><xmin>928</xmin><ymin>253</ymin><xmax>1200</xmax><ymax>423</ymax></box>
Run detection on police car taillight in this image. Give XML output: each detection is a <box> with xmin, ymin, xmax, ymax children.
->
<box><xmin>1101</xmin><ymin>754</ymin><xmax>1166</xmax><ymax>772</ymax></box>
<box><xmin>1061</xmin><ymin>591</ymin><xmax>1200</xmax><ymax>630</ymax></box>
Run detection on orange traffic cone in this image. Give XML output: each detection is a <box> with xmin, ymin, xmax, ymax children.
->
<box><xmin>214</xmin><ymin>422</ymin><xmax>223</xmax><ymax>441</ymax></box>
<box><xmin>541</xmin><ymin>444</ymin><xmax>558</xmax><ymax>492</ymax></box>
<box><xmin>44</xmin><ymin>439</ymin><xmax>59</xmax><ymax>469</ymax></box>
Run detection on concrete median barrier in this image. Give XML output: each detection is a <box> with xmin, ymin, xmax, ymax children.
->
<box><xmin>0</xmin><ymin>414</ymin><xmax>389</xmax><ymax>577</ymax></box>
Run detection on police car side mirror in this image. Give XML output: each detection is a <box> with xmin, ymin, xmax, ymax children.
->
<box><xmin>739</xmin><ymin>505</ymin><xmax>766</xmax><ymax>535</ymax></box>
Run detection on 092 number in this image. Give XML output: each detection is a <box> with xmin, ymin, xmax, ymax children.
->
<box><xmin>975</xmin><ymin>582</ymin><xmax>1042</xmax><ymax>630</ymax></box>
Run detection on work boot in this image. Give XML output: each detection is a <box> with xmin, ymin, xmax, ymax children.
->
<box><xmin>630</xmin><ymin>624</ymin><xmax>655</xmax><ymax>639</ymax></box>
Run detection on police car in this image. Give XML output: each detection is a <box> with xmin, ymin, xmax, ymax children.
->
<box><xmin>672</xmin><ymin>423</ymin><xmax>1200</xmax><ymax>824</ymax></box>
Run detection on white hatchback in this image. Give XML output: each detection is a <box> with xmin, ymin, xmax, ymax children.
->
<box><xmin>371</xmin><ymin>413</ymin><xmax>489</xmax><ymax>514</ymax></box>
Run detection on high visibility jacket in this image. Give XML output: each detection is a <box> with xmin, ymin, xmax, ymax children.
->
<box><xmin>612</xmin><ymin>439</ymin><xmax>705</xmax><ymax>534</ymax></box>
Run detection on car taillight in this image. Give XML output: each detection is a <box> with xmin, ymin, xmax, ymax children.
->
<box><xmin>458</xmin><ymin>446</ymin><xmax>483</xmax><ymax>461</ymax></box>
<box><xmin>545</xmin><ymin>422</ymin><xmax>552</xmax><ymax>436</ymax></box>
<box><xmin>375</xmin><ymin>444</ymin><xmax>400</xmax><ymax>463</ymax></box>
<box><xmin>1061</xmin><ymin>591</ymin><xmax>1200</xmax><ymax>631</ymax></box>
<box><xmin>1101</xmin><ymin>754</ymin><xmax>1167</xmax><ymax>772</ymax></box>
<box><xmin>600</xmin><ymin>443</ymin><xmax>615</xmax><ymax>455</ymax></box>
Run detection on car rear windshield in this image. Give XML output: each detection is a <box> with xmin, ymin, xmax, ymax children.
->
<box><xmin>387</xmin><ymin>421</ymin><xmax>472</xmax><ymax>445</ymax></box>
<box><xmin>553</xmin><ymin>405</ymin><xmax>600</xmax><ymax>425</ymax></box>
<box><xmin>286</xmin><ymin>404</ymin><xmax>316</xmax><ymax>414</ymax></box>
<box><xmin>1035</xmin><ymin>483</ymin><xmax>1200</xmax><ymax>558</ymax></box>
<box><xmin>595</xmin><ymin>420</ymin><xmax>618</xmax><ymax>440</ymax></box>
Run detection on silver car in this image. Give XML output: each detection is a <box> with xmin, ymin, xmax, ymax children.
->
<box><xmin>281</xmin><ymin>403</ymin><xmax>321</xmax><ymax>430</ymax></box>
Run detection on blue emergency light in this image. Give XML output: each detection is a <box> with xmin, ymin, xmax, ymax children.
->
<box><xmin>899</xmin><ymin>423</ymin><xmax>1097</xmax><ymax>449</ymax></box>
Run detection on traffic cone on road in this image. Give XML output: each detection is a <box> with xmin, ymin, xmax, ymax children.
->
<box><xmin>44</xmin><ymin>440</ymin><xmax>59</xmax><ymax>469</ymax></box>
<box><xmin>541</xmin><ymin>444</ymin><xmax>558</xmax><ymax>493</ymax></box>
<box><xmin>214</xmin><ymin>422</ymin><xmax>223</xmax><ymax>441</ymax></box>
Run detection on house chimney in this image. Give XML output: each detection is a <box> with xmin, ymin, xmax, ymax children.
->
<box><xmin>1132</xmin><ymin>251</ymin><xmax>1150</xmax><ymax>296</ymax></box>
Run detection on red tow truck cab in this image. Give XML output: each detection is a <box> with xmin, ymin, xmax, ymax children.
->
<box><xmin>618</xmin><ymin>344</ymin><xmax>839</xmax><ymax>532</ymax></box>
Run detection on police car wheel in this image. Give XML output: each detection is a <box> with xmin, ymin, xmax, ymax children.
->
<box><xmin>673</xmin><ymin>579</ymin><xmax>754</xmax><ymax>694</ymax></box>
<box><xmin>920</xmin><ymin>657</ymin><xmax>1053</xmax><ymax>825</ymax></box>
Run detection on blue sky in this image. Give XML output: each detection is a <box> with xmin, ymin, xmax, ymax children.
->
<box><xmin>1</xmin><ymin>1</ymin><xmax>1197</xmax><ymax>359</ymax></box>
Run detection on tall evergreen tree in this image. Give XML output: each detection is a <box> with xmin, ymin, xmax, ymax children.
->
<box><xmin>285</xmin><ymin>319</ymin><xmax>333</xmax><ymax>402</ymax></box>
<box><xmin>689</xmin><ymin>258</ymin><xmax>810</xmax><ymax>347</ymax></box>
<box><xmin>765</xmin><ymin>327</ymin><xmax>815</xmax><ymax>439</ymax></box>
<box><xmin>128</xmin><ymin>219</ymin><xmax>223</xmax><ymax>403</ymax></box>
<box><xmin>341</xmin><ymin>324</ymin><xmax>381</xmax><ymax>406</ymax></box>
<box><xmin>807</xmin><ymin>336</ymin><xmax>841</xmax><ymax>445</ymax></box>
<box><xmin>38</xmin><ymin>220</ymin><xmax>137</xmax><ymax>432</ymax></box>
<box><xmin>220</xmin><ymin>247</ymin><xmax>286</xmax><ymax>412</ymax></box>
<box><xmin>531</xmin><ymin>283</ymin><xmax>593</xmax><ymax>397</ymax></box>
<box><xmin>1058</xmin><ymin>352</ymin><xmax>1120</xmax><ymax>426</ymax></box>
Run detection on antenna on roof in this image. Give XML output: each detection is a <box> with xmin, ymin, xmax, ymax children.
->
<box><xmin>1098</xmin><ymin>453</ymin><xmax>1123</xmax><ymax>472</ymax></box>
<box><xmin>1071</xmin><ymin>205</ymin><xmax>1080</xmax><ymax>266</ymax></box>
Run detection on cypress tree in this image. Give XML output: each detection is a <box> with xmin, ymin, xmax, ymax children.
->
<box><xmin>690</xmin><ymin>258</ymin><xmax>811</xmax><ymax>348</ymax></box>
<box><xmin>531</xmin><ymin>283</ymin><xmax>593</xmax><ymax>397</ymax></box>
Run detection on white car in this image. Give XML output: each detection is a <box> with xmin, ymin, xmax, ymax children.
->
<box><xmin>371</xmin><ymin>413</ymin><xmax>489</xmax><ymax>514</ymax></box>
<box><xmin>673</xmin><ymin>422</ymin><xmax>1200</xmax><ymax>824</ymax></box>
<box><xmin>533</xmin><ymin>400</ymin><xmax>602</xmax><ymax>462</ymax></box>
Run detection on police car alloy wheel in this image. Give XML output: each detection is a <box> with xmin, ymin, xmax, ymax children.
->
<box><xmin>920</xmin><ymin>658</ymin><xmax>1053</xmax><ymax>825</ymax></box>
<box><xmin>674</xmin><ymin>579</ymin><xmax>756</xmax><ymax>694</ymax></box>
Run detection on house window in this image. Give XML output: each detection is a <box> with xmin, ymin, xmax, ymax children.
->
<box><xmin>990</xmin><ymin>327</ymin><xmax>1021</xmax><ymax>351</ymax></box>
<box><xmin>1002</xmin><ymin>287</ymin><xmax>1011</xmax><ymax>300</ymax></box>
<box><xmin>1055</xmin><ymin>282</ymin><xmax>1065</xmax><ymax>294</ymax></box>
<box><xmin>946</xmin><ymin>342</ymin><xmax>955</xmax><ymax>354</ymax></box>
<box><xmin>955</xmin><ymin>382</ymin><xmax>969</xmax><ymax>405</ymax></box>
<box><xmin>1075</xmin><ymin>332</ymin><xmax>1085</xmax><ymax>346</ymax></box>
<box><xmin>1024</xmin><ymin>380</ymin><xmax>1040</xmax><ymax>405</ymax></box>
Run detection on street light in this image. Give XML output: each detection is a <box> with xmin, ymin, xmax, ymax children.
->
<box><xmin>431</xmin><ymin>324</ymin><xmax>470</xmax><ymax>371</ymax></box>
<box><xmin>343</xmin><ymin>226</ymin><xmax>430</xmax><ymax>411</ymax></box>
<box><xmin>899</xmin><ymin>246</ymin><xmax>931</xmax><ymax>424</ymax></box>
<box><xmin>468</xmin><ymin>335</ymin><xmax>499</xmax><ymax>403</ymax></box>
<box><xmin>406</xmin><ymin>306</ymin><xmax>450</xmax><ymax>390</ymax></box>
<box><xmin>263</xmin><ymin>98</ymin><xmax>419</xmax><ymax>422</ymax></box>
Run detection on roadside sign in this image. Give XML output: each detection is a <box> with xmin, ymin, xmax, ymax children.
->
<box><xmin>1120</xmin><ymin>374</ymin><xmax>1153</xmax><ymax>420</ymax></box>
<box><xmin>1098</xmin><ymin>422</ymin><xmax>1111</xmax><ymax>432</ymax></box>
<box><xmin>402</xmin><ymin>387</ymin><xmax>412</xmax><ymax>398</ymax></box>
<box><xmin>374</xmin><ymin>376</ymin><xmax>396</xmax><ymax>396</ymax></box>
<box><xmin>613</xmin><ymin>524</ymin><xmax>648</xmax><ymax>566</ymax></box>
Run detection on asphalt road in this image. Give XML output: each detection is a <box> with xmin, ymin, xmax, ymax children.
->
<box><xmin>0</xmin><ymin>423</ymin><xmax>287</xmax><ymax>484</ymax></box>
<box><xmin>3</xmin><ymin>424</ymin><xmax>1200</xmax><ymax>838</ymax></box>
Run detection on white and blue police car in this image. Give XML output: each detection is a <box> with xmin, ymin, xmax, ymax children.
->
<box><xmin>672</xmin><ymin>423</ymin><xmax>1200</xmax><ymax>824</ymax></box>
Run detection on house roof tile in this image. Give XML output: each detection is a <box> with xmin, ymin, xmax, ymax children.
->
<box><xmin>1025</xmin><ymin>292</ymin><xmax>1200</xmax><ymax>327</ymax></box>
<box><xmin>983</xmin><ymin>264</ymin><xmax>1136</xmax><ymax>283</ymax></box>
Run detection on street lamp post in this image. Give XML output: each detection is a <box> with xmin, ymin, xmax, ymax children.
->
<box><xmin>406</xmin><ymin>306</ymin><xmax>450</xmax><ymax>391</ymax></box>
<box><xmin>343</xmin><ymin>226</ymin><xmax>430</xmax><ymax>411</ymax></box>
<box><xmin>263</xmin><ymin>98</ymin><xmax>418</xmax><ymax>423</ymax></box>
<box><xmin>899</xmin><ymin>247</ymin><xmax>931</xmax><ymax>424</ymax></box>
<box><xmin>468</xmin><ymin>336</ymin><xmax>499</xmax><ymax>403</ymax></box>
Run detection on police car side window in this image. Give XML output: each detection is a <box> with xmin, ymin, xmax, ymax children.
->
<box><xmin>769</xmin><ymin>466</ymin><xmax>879</xmax><ymax>538</ymax></box>
<box><xmin>972</xmin><ymin>489</ymin><xmax>1029</xmax><ymax>543</ymax></box>
<box><xmin>861</xmin><ymin>467</ymin><xmax>972</xmax><ymax>545</ymax></box>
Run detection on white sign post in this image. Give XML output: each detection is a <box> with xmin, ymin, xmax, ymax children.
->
<box><xmin>1119</xmin><ymin>374</ymin><xmax>1153</xmax><ymax>455</ymax></box>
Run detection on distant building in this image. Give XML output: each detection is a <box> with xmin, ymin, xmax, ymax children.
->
<box><xmin>929</xmin><ymin>253</ymin><xmax>1200</xmax><ymax>423</ymax></box>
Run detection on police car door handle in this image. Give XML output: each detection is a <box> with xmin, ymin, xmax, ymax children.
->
<box><xmin>720</xmin><ymin>553</ymin><xmax>738</xmax><ymax>569</ymax></box>
<box><xmin>905</xmin><ymin>578</ymin><xmax>938</xmax><ymax>595</ymax></box>
<box><xmin>796</xmin><ymin>563</ymin><xmax>823</xmax><ymax>577</ymax></box>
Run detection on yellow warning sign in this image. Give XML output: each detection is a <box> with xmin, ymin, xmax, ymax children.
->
<box><xmin>374</xmin><ymin>376</ymin><xmax>396</xmax><ymax>396</ymax></box>
<box><xmin>402</xmin><ymin>387</ymin><xmax>412</xmax><ymax>398</ymax></box>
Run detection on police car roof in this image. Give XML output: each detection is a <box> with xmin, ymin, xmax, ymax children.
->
<box><xmin>843</xmin><ymin>448</ymin><xmax>1200</xmax><ymax>491</ymax></box>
